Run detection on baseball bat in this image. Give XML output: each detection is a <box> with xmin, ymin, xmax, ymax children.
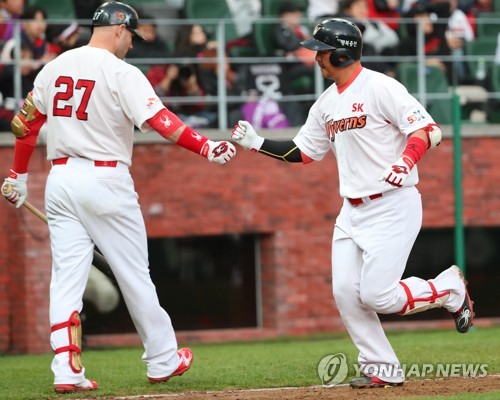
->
<box><xmin>2</xmin><ymin>183</ymin><xmax>116</xmax><ymax>281</ymax></box>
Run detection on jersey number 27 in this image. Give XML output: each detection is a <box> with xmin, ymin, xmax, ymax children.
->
<box><xmin>53</xmin><ymin>76</ymin><xmax>95</xmax><ymax>121</ymax></box>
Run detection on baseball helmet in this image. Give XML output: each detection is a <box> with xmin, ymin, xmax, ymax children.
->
<box><xmin>301</xmin><ymin>18</ymin><xmax>363</xmax><ymax>68</ymax></box>
<box><xmin>92</xmin><ymin>1</ymin><xmax>145</xmax><ymax>41</ymax></box>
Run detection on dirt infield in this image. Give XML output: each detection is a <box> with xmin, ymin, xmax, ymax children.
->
<box><xmin>109</xmin><ymin>375</ymin><xmax>500</xmax><ymax>400</ymax></box>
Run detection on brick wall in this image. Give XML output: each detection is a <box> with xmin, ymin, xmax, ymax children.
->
<box><xmin>1</xmin><ymin>135</ymin><xmax>499</xmax><ymax>354</ymax></box>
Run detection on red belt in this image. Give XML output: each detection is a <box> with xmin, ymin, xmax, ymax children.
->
<box><xmin>52</xmin><ymin>157</ymin><xmax>118</xmax><ymax>167</ymax></box>
<box><xmin>347</xmin><ymin>193</ymin><xmax>383</xmax><ymax>206</ymax></box>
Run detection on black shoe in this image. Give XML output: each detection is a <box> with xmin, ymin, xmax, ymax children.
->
<box><xmin>450</xmin><ymin>266</ymin><xmax>474</xmax><ymax>333</ymax></box>
<box><xmin>349</xmin><ymin>375</ymin><xmax>404</xmax><ymax>389</ymax></box>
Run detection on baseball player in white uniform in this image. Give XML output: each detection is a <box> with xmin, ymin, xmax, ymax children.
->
<box><xmin>231</xmin><ymin>19</ymin><xmax>474</xmax><ymax>388</ymax></box>
<box><xmin>2</xmin><ymin>1</ymin><xmax>236</xmax><ymax>394</ymax></box>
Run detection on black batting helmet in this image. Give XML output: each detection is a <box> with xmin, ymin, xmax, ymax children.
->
<box><xmin>301</xmin><ymin>18</ymin><xmax>362</xmax><ymax>68</ymax></box>
<box><xmin>92</xmin><ymin>1</ymin><xmax>145</xmax><ymax>41</ymax></box>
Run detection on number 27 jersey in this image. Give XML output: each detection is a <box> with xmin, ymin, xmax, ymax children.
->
<box><xmin>32</xmin><ymin>45</ymin><xmax>165</xmax><ymax>166</ymax></box>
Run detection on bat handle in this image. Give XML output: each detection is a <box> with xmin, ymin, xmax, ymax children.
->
<box><xmin>2</xmin><ymin>182</ymin><xmax>12</xmax><ymax>195</ymax></box>
<box><xmin>2</xmin><ymin>182</ymin><xmax>48</xmax><ymax>224</ymax></box>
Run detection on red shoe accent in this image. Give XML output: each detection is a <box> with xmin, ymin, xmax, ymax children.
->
<box><xmin>148</xmin><ymin>348</ymin><xmax>194</xmax><ymax>383</ymax></box>
<box><xmin>54</xmin><ymin>379</ymin><xmax>98</xmax><ymax>394</ymax></box>
<box><xmin>350</xmin><ymin>374</ymin><xmax>404</xmax><ymax>389</ymax></box>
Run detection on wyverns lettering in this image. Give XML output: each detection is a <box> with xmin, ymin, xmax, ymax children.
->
<box><xmin>326</xmin><ymin>115</ymin><xmax>367</xmax><ymax>141</ymax></box>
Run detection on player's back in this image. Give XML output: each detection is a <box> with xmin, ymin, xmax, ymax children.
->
<box><xmin>33</xmin><ymin>45</ymin><xmax>143</xmax><ymax>165</ymax></box>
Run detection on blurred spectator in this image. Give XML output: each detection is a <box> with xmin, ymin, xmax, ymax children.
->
<box><xmin>226</xmin><ymin>0</ymin><xmax>261</xmax><ymax>38</ymax></box>
<box><xmin>399</xmin><ymin>1</ymin><xmax>453</xmax><ymax>82</ymax></box>
<box><xmin>175</xmin><ymin>23</ymin><xmax>238</xmax><ymax>96</ymax></box>
<box><xmin>1</xmin><ymin>6</ymin><xmax>57</xmax><ymax>64</ymax></box>
<box><xmin>465</xmin><ymin>0</ymin><xmax>493</xmax><ymax>35</ymax></box>
<box><xmin>0</xmin><ymin>5</ymin><xmax>56</xmax><ymax>128</ymax></box>
<box><xmin>366</xmin><ymin>0</ymin><xmax>400</xmax><ymax>30</ymax></box>
<box><xmin>442</xmin><ymin>0</ymin><xmax>475</xmax><ymax>83</ymax></box>
<box><xmin>0</xmin><ymin>0</ymin><xmax>24</xmax><ymax>42</ymax></box>
<box><xmin>145</xmin><ymin>23</ymin><xmax>233</xmax><ymax>128</ymax></box>
<box><xmin>241</xmin><ymin>93</ymin><xmax>291</xmax><ymax>129</ymax></box>
<box><xmin>126</xmin><ymin>14</ymin><xmax>170</xmax><ymax>59</ymax></box>
<box><xmin>342</xmin><ymin>0</ymin><xmax>399</xmax><ymax>54</ymax></box>
<box><xmin>46</xmin><ymin>21</ymin><xmax>81</xmax><ymax>56</ymax></box>
<box><xmin>467</xmin><ymin>0</ymin><xmax>493</xmax><ymax>14</ymax></box>
<box><xmin>273</xmin><ymin>1</ymin><xmax>315</xmax><ymax>67</ymax></box>
<box><xmin>340</xmin><ymin>0</ymin><xmax>399</xmax><ymax>75</ymax></box>
<box><xmin>307</xmin><ymin>0</ymin><xmax>339</xmax><ymax>22</ymax></box>
<box><xmin>0</xmin><ymin>42</ymin><xmax>39</xmax><ymax>128</ymax></box>
<box><xmin>272</xmin><ymin>0</ymin><xmax>314</xmax><ymax>125</ymax></box>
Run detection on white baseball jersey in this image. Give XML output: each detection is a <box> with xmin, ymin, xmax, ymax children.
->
<box><xmin>293</xmin><ymin>67</ymin><xmax>436</xmax><ymax>199</ymax></box>
<box><xmin>35</xmin><ymin>44</ymin><xmax>182</xmax><ymax>385</ymax></box>
<box><xmin>32</xmin><ymin>46</ymin><xmax>165</xmax><ymax>166</ymax></box>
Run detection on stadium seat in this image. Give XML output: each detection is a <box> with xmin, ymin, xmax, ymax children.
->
<box><xmin>28</xmin><ymin>0</ymin><xmax>75</xmax><ymax>19</ymax></box>
<box><xmin>184</xmin><ymin>0</ymin><xmax>255</xmax><ymax>56</ymax></box>
<box><xmin>253</xmin><ymin>21</ymin><xmax>275</xmax><ymax>56</ymax></box>
<box><xmin>397</xmin><ymin>63</ymin><xmax>453</xmax><ymax>124</ymax></box>
<box><xmin>475</xmin><ymin>12</ymin><xmax>500</xmax><ymax>38</ymax></box>
<box><xmin>262</xmin><ymin>0</ymin><xmax>309</xmax><ymax>16</ymax></box>
<box><xmin>464</xmin><ymin>37</ymin><xmax>497</xmax><ymax>82</ymax></box>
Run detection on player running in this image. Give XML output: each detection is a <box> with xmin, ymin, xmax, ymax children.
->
<box><xmin>231</xmin><ymin>18</ymin><xmax>474</xmax><ymax>388</ymax></box>
<box><xmin>2</xmin><ymin>1</ymin><xmax>235</xmax><ymax>393</ymax></box>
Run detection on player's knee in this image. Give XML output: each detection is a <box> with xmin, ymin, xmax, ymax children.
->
<box><xmin>332</xmin><ymin>279</ymin><xmax>357</xmax><ymax>308</ymax></box>
<box><xmin>360</xmin><ymin>287</ymin><xmax>395</xmax><ymax>313</ymax></box>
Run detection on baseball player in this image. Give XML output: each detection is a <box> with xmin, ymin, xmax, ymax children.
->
<box><xmin>231</xmin><ymin>19</ymin><xmax>474</xmax><ymax>388</ymax></box>
<box><xmin>2</xmin><ymin>1</ymin><xmax>236</xmax><ymax>394</ymax></box>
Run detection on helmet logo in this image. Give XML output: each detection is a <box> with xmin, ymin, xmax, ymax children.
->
<box><xmin>113</xmin><ymin>11</ymin><xmax>131</xmax><ymax>24</ymax></box>
<box><xmin>93</xmin><ymin>10</ymin><xmax>104</xmax><ymax>21</ymax></box>
<box><xmin>313</xmin><ymin>25</ymin><xmax>322</xmax><ymax>36</ymax></box>
<box><xmin>337</xmin><ymin>39</ymin><xmax>357</xmax><ymax>48</ymax></box>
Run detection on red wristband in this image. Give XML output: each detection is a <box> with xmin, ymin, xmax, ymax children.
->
<box><xmin>12</xmin><ymin>135</ymin><xmax>38</xmax><ymax>174</ymax></box>
<box><xmin>402</xmin><ymin>136</ymin><xmax>427</xmax><ymax>169</ymax></box>
<box><xmin>146</xmin><ymin>108</ymin><xmax>184</xmax><ymax>139</ymax></box>
<box><xmin>176</xmin><ymin>126</ymin><xmax>208</xmax><ymax>154</ymax></box>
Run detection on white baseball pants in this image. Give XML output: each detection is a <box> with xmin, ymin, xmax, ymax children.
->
<box><xmin>45</xmin><ymin>157</ymin><xmax>179</xmax><ymax>384</ymax></box>
<box><xmin>331</xmin><ymin>186</ymin><xmax>465</xmax><ymax>383</ymax></box>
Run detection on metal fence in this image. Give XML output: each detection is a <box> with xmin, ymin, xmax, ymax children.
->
<box><xmin>3</xmin><ymin>16</ymin><xmax>500</xmax><ymax>129</ymax></box>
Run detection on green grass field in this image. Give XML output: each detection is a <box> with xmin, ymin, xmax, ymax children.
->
<box><xmin>0</xmin><ymin>326</ymin><xmax>499</xmax><ymax>400</ymax></box>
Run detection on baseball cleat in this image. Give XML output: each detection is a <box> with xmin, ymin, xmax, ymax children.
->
<box><xmin>450</xmin><ymin>265</ymin><xmax>474</xmax><ymax>333</ymax></box>
<box><xmin>54</xmin><ymin>378</ymin><xmax>98</xmax><ymax>394</ymax></box>
<box><xmin>349</xmin><ymin>375</ymin><xmax>404</xmax><ymax>389</ymax></box>
<box><xmin>148</xmin><ymin>347</ymin><xmax>194</xmax><ymax>383</ymax></box>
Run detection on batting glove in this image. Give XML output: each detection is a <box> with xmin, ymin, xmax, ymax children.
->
<box><xmin>231</xmin><ymin>120</ymin><xmax>264</xmax><ymax>151</ymax></box>
<box><xmin>2</xmin><ymin>170</ymin><xmax>28</xmax><ymax>208</ymax></box>
<box><xmin>201</xmin><ymin>140</ymin><xmax>236</xmax><ymax>164</ymax></box>
<box><xmin>379</xmin><ymin>156</ymin><xmax>414</xmax><ymax>188</ymax></box>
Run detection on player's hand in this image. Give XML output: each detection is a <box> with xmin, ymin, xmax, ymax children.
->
<box><xmin>2</xmin><ymin>171</ymin><xmax>28</xmax><ymax>208</ymax></box>
<box><xmin>201</xmin><ymin>140</ymin><xmax>236</xmax><ymax>164</ymax></box>
<box><xmin>231</xmin><ymin>120</ymin><xmax>264</xmax><ymax>151</ymax></box>
<box><xmin>379</xmin><ymin>157</ymin><xmax>413</xmax><ymax>188</ymax></box>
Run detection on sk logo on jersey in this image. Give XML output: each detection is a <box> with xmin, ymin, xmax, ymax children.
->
<box><xmin>407</xmin><ymin>109</ymin><xmax>426</xmax><ymax>124</ymax></box>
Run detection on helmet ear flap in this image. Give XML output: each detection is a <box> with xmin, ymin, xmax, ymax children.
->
<box><xmin>329</xmin><ymin>48</ymin><xmax>356</xmax><ymax>68</ymax></box>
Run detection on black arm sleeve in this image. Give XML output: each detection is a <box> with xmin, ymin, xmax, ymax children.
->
<box><xmin>258</xmin><ymin>139</ymin><xmax>303</xmax><ymax>162</ymax></box>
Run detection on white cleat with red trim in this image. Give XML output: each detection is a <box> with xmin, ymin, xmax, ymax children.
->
<box><xmin>54</xmin><ymin>378</ymin><xmax>98</xmax><ymax>394</ymax></box>
<box><xmin>148</xmin><ymin>348</ymin><xmax>194</xmax><ymax>383</ymax></box>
